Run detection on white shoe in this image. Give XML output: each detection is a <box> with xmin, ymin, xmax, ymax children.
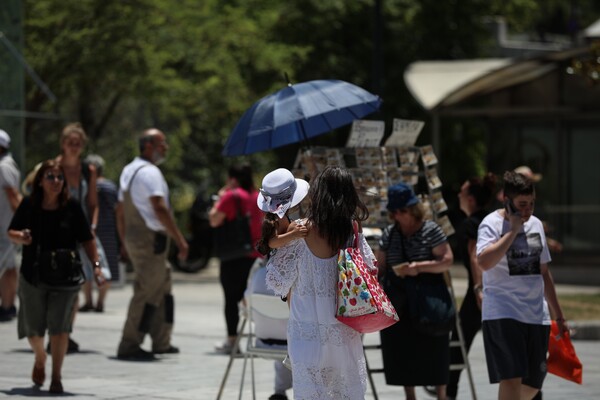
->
<box><xmin>282</xmin><ymin>354</ymin><xmax>292</xmax><ymax>370</ymax></box>
<box><xmin>214</xmin><ymin>340</ymin><xmax>240</xmax><ymax>355</ymax></box>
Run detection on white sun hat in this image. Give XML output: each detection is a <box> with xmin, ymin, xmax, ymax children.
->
<box><xmin>257</xmin><ymin>168</ymin><xmax>309</xmax><ymax>218</ymax></box>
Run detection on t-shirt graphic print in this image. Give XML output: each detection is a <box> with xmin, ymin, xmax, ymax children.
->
<box><xmin>506</xmin><ymin>232</ymin><xmax>542</xmax><ymax>276</ymax></box>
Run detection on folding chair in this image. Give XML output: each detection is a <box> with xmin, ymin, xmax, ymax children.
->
<box><xmin>216</xmin><ymin>293</ymin><xmax>289</xmax><ymax>400</ymax></box>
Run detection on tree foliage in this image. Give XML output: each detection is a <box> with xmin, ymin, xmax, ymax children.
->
<box><xmin>20</xmin><ymin>0</ymin><xmax>600</xmax><ymax>221</ymax></box>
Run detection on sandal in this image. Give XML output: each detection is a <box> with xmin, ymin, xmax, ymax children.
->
<box><xmin>32</xmin><ymin>364</ymin><xmax>45</xmax><ymax>386</ymax></box>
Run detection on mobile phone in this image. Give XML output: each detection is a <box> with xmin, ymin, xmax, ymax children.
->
<box><xmin>504</xmin><ymin>199</ymin><xmax>520</xmax><ymax>216</ymax></box>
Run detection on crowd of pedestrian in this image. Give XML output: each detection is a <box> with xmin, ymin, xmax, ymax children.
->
<box><xmin>1</xmin><ymin>122</ymin><xmax>569</xmax><ymax>399</ymax></box>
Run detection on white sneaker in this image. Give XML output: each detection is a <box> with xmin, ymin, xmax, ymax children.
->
<box><xmin>214</xmin><ymin>339</ymin><xmax>240</xmax><ymax>355</ymax></box>
<box><xmin>282</xmin><ymin>354</ymin><xmax>292</xmax><ymax>370</ymax></box>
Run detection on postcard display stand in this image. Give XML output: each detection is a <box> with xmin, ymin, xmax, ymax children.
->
<box><xmin>291</xmin><ymin>119</ymin><xmax>455</xmax><ymax>237</ymax></box>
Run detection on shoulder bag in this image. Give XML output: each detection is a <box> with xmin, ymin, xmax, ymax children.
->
<box><xmin>213</xmin><ymin>191</ymin><xmax>253</xmax><ymax>262</ymax></box>
<box><xmin>336</xmin><ymin>222</ymin><xmax>399</xmax><ymax>333</ymax></box>
<box><xmin>401</xmin><ymin>235</ymin><xmax>455</xmax><ymax>336</ymax></box>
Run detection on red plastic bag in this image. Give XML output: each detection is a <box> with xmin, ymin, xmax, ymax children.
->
<box><xmin>547</xmin><ymin>320</ymin><xmax>583</xmax><ymax>384</ymax></box>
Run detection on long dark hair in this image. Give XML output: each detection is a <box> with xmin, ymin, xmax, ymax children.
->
<box><xmin>306</xmin><ymin>166</ymin><xmax>368</xmax><ymax>250</ymax></box>
<box><xmin>31</xmin><ymin>160</ymin><xmax>70</xmax><ymax>209</ymax></box>
<box><xmin>256</xmin><ymin>213</ymin><xmax>279</xmax><ymax>256</ymax></box>
<box><xmin>467</xmin><ymin>172</ymin><xmax>497</xmax><ymax>209</ymax></box>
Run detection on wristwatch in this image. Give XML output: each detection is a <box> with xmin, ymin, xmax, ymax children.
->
<box><xmin>93</xmin><ymin>260</ymin><xmax>101</xmax><ymax>269</ymax></box>
<box><xmin>473</xmin><ymin>284</ymin><xmax>483</xmax><ymax>293</ymax></box>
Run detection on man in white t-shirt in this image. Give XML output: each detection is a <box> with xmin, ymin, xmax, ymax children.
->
<box><xmin>115</xmin><ymin>128</ymin><xmax>188</xmax><ymax>360</ymax></box>
<box><xmin>0</xmin><ymin>129</ymin><xmax>22</xmax><ymax>322</ymax></box>
<box><xmin>476</xmin><ymin>170</ymin><xmax>567</xmax><ymax>400</ymax></box>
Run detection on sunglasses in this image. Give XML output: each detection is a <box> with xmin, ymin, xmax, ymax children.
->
<box><xmin>44</xmin><ymin>173</ymin><xmax>65</xmax><ymax>182</ymax></box>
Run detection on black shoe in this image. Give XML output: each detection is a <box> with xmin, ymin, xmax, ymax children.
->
<box><xmin>268</xmin><ymin>394</ymin><xmax>288</xmax><ymax>400</ymax></box>
<box><xmin>153</xmin><ymin>345</ymin><xmax>179</xmax><ymax>354</ymax></box>
<box><xmin>78</xmin><ymin>303</ymin><xmax>94</xmax><ymax>312</ymax></box>
<box><xmin>0</xmin><ymin>307</ymin><xmax>14</xmax><ymax>322</ymax></box>
<box><xmin>117</xmin><ymin>348</ymin><xmax>156</xmax><ymax>361</ymax></box>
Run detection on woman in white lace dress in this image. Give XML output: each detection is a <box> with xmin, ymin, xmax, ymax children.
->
<box><xmin>266</xmin><ymin>166</ymin><xmax>376</xmax><ymax>400</ymax></box>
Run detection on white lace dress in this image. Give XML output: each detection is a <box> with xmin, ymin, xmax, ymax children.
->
<box><xmin>266</xmin><ymin>234</ymin><xmax>376</xmax><ymax>400</ymax></box>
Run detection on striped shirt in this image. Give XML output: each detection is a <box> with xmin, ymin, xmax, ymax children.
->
<box><xmin>379</xmin><ymin>220</ymin><xmax>447</xmax><ymax>266</ymax></box>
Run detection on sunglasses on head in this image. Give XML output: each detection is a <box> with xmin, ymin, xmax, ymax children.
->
<box><xmin>44</xmin><ymin>173</ymin><xmax>65</xmax><ymax>182</ymax></box>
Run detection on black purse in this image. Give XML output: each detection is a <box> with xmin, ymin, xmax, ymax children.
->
<box><xmin>213</xmin><ymin>192</ymin><xmax>253</xmax><ymax>262</ymax></box>
<box><xmin>399</xmin><ymin>232</ymin><xmax>455</xmax><ymax>336</ymax></box>
<box><xmin>405</xmin><ymin>277</ymin><xmax>455</xmax><ymax>336</ymax></box>
<box><xmin>35</xmin><ymin>248</ymin><xmax>84</xmax><ymax>287</ymax></box>
<box><xmin>32</xmin><ymin>211</ymin><xmax>85</xmax><ymax>288</ymax></box>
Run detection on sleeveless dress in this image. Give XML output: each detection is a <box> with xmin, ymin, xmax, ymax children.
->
<box><xmin>266</xmin><ymin>234</ymin><xmax>376</xmax><ymax>399</ymax></box>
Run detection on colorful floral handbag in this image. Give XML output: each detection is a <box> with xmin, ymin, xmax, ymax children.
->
<box><xmin>335</xmin><ymin>223</ymin><xmax>399</xmax><ymax>333</ymax></box>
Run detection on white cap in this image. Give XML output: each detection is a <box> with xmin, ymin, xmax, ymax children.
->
<box><xmin>257</xmin><ymin>168</ymin><xmax>309</xmax><ymax>218</ymax></box>
<box><xmin>0</xmin><ymin>129</ymin><xmax>10</xmax><ymax>149</ymax></box>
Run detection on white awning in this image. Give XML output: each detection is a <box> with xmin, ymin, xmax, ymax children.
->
<box><xmin>584</xmin><ymin>19</ymin><xmax>600</xmax><ymax>38</ymax></box>
<box><xmin>404</xmin><ymin>59</ymin><xmax>511</xmax><ymax>110</ymax></box>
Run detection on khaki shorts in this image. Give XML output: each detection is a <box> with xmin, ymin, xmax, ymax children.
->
<box><xmin>17</xmin><ymin>275</ymin><xmax>79</xmax><ymax>338</ymax></box>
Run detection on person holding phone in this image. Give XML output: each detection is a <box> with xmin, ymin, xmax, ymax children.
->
<box><xmin>476</xmin><ymin>170</ymin><xmax>567</xmax><ymax>400</ymax></box>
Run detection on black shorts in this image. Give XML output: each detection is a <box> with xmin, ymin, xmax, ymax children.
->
<box><xmin>482</xmin><ymin>318</ymin><xmax>550</xmax><ymax>389</ymax></box>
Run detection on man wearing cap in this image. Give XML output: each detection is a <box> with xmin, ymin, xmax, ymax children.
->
<box><xmin>115</xmin><ymin>128</ymin><xmax>188</xmax><ymax>360</ymax></box>
<box><xmin>0</xmin><ymin>129</ymin><xmax>22</xmax><ymax>322</ymax></box>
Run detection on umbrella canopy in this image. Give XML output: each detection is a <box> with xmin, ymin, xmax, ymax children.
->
<box><xmin>223</xmin><ymin>79</ymin><xmax>382</xmax><ymax>156</ymax></box>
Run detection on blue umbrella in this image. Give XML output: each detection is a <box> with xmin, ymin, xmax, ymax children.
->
<box><xmin>223</xmin><ymin>79</ymin><xmax>382</xmax><ymax>156</ymax></box>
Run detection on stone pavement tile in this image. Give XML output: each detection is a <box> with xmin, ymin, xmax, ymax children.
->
<box><xmin>0</xmin><ymin>262</ymin><xmax>598</xmax><ymax>399</ymax></box>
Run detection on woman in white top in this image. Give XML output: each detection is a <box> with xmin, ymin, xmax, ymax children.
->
<box><xmin>266</xmin><ymin>166</ymin><xmax>376</xmax><ymax>400</ymax></box>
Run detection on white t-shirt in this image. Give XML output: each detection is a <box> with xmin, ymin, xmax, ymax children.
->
<box><xmin>476</xmin><ymin>210</ymin><xmax>551</xmax><ymax>325</ymax></box>
<box><xmin>118</xmin><ymin>157</ymin><xmax>169</xmax><ymax>232</ymax></box>
<box><xmin>0</xmin><ymin>153</ymin><xmax>20</xmax><ymax>232</ymax></box>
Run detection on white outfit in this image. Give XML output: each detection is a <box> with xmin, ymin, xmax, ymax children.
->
<box><xmin>0</xmin><ymin>153</ymin><xmax>20</xmax><ymax>270</ymax></box>
<box><xmin>476</xmin><ymin>210</ymin><xmax>551</xmax><ymax>325</ymax></box>
<box><xmin>118</xmin><ymin>157</ymin><xmax>169</xmax><ymax>232</ymax></box>
<box><xmin>245</xmin><ymin>261</ymin><xmax>293</xmax><ymax>396</ymax></box>
<box><xmin>266</xmin><ymin>234</ymin><xmax>375</xmax><ymax>400</ymax></box>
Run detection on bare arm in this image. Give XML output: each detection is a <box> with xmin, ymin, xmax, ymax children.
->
<box><xmin>268</xmin><ymin>220</ymin><xmax>308</xmax><ymax>249</ymax></box>
<box><xmin>406</xmin><ymin>241</ymin><xmax>454</xmax><ymax>275</ymax></box>
<box><xmin>467</xmin><ymin>238</ymin><xmax>484</xmax><ymax>309</ymax></box>
<box><xmin>8</xmin><ymin>229</ymin><xmax>32</xmax><ymax>246</ymax></box>
<box><xmin>150</xmin><ymin>196</ymin><xmax>189</xmax><ymax>260</ymax></box>
<box><xmin>86</xmin><ymin>164</ymin><xmax>99</xmax><ymax>230</ymax></box>
<box><xmin>208</xmin><ymin>205</ymin><xmax>226</xmax><ymax>228</ymax></box>
<box><xmin>542</xmin><ymin>263</ymin><xmax>568</xmax><ymax>335</ymax></box>
<box><xmin>478</xmin><ymin>211</ymin><xmax>522</xmax><ymax>271</ymax></box>
<box><xmin>81</xmin><ymin>238</ymin><xmax>105</xmax><ymax>286</ymax></box>
<box><xmin>4</xmin><ymin>186</ymin><xmax>22</xmax><ymax>212</ymax></box>
<box><xmin>115</xmin><ymin>202</ymin><xmax>125</xmax><ymax>245</ymax></box>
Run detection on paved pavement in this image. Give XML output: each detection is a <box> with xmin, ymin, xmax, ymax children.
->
<box><xmin>0</xmin><ymin>261</ymin><xmax>598</xmax><ymax>399</ymax></box>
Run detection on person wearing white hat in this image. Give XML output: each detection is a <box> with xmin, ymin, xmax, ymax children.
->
<box><xmin>0</xmin><ymin>129</ymin><xmax>22</xmax><ymax>322</ymax></box>
<box><xmin>255</xmin><ymin>168</ymin><xmax>310</xmax><ymax>256</ymax></box>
